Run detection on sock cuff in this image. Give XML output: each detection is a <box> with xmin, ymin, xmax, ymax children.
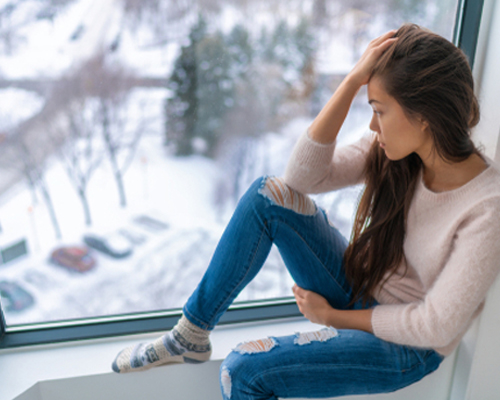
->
<box><xmin>174</xmin><ymin>314</ymin><xmax>211</xmax><ymax>346</ymax></box>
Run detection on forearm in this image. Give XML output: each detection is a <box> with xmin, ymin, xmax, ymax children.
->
<box><xmin>308</xmin><ymin>74</ymin><xmax>362</xmax><ymax>144</ymax></box>
<box><xmin>323</xmin><ymin>308</ymin><xmax>374</xmax><ymax>334</ymax></box>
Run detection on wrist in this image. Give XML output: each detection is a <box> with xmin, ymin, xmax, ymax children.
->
<box><xmin>322</xmin><ymin>307</ymin><xmax>339</xmax><ymax>327</ymax></box>
<box><xmin>324</xmin><ymin>308</ymin><xmax>374</xmax><ymax>333</ymax></box>
<box><xmin>343</xmin><ymin>72</ymin><xmax>365</xmax><ymax>90</ymax></box>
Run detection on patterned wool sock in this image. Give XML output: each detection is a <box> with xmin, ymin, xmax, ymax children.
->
<box><xmin>112</xmin><ymin>315</ymin><xmax>212</xmax><ymax>373</ymax></box>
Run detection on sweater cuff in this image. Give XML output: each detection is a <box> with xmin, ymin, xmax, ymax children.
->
<box><xmin>371</xmin><ymin>304</ymin><xmax>402</xmax><ymax>343</ymax></box>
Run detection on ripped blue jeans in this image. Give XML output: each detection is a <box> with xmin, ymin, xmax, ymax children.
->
<box><xmin>183</xmin><ymin>176</ymin><xmax>443</xmax><ymax>400</ymax></box>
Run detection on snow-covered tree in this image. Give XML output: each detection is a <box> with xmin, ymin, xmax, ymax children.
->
<box><xmin>165</xmin><ymin>16</ymin><xmax>234</xmax><ymax>157</ymax></box>
<box><xmin>77</xmin><ymin>55</ymin><xmax>147</xmax><ymax>208</ymax></box>
<box><xmin>166</xmin><ymin>16</ymin><xmax>317</xmax><ymax>158</ymax></box>
<box><xmin>0</xmin><ymin>127</ymin><xmax>62</xmax><ymax>239</ymax></box>
<box><xmin>44</xmin><ymin>54</ymin><xmax>146</xmax><ymax>224</ymax></box>
<box><xmin>51</xmin><ymin>97</ymin><xmax>103</xmax><ymax>226</ymax></box>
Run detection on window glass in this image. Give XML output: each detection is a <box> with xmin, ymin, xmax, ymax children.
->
<box><xmin>0</xmin><ymin>0</ymin><xmax>459</xmax><ymax>326</ymax></box>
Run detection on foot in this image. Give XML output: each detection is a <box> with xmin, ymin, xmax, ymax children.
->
<box><xmin>112</xmin><ymin>329</ymin><xmax>212</xmax><ymax>373</ymax></box>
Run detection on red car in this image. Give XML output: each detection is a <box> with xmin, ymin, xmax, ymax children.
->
<box><xmin>50</xmin><ymin>246</ymin><xmax>96</xmax><ymax>272</ymax></box>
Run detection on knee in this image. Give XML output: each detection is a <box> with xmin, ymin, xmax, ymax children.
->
<box><xmin>220</xmin><ymin>354</ymin><xmax>248</xmax><ymax>400</ymax></box>
<box><xmin>220</xmin><ymin>338</ymin><xmax>278</xmax><ymax>399</ymax></box>
<box><xmin>258</xmin><ymin>176</ymin><xmax>316</xmax><ymax>215</ymax></box>
<box><xmin>220</xmin><ymin>361</ymin><xmax>233</xmax><ymax>400</ymax></box>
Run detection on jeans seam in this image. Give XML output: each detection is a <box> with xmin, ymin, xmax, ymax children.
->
<box><xmin>205</xmin><ymin>225</ymin><xmax>269</xmax><ymax>330</ymax></box>
<box><xmin>409</xmin><ymin>348</ymin><xmax>442</xmax><ymax>365</ymax></box>
<box><xmin>244</xmin><ymin>359</ymin><xmax>427</xmax><ymax>394</ymax></box>
<box><xmin>183</xmin><ymin>308</ymin><xmax>211</xmax><ymax>330</ymax></box>
<box><xmin>266</xmin><ymin>215</ymin><xmax>351</xmax><ymax>300</ymax></box>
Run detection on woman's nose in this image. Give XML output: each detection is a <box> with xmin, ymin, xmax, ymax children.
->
<box><xmin>369</xmin><ymin>114</ymin><xmax>380</xmax><ymax>133</ymax></box>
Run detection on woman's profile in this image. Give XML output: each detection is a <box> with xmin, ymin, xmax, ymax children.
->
<box><xmin>112</xmin><ymin>24</ymin><xmax>500</xmax><ymax>399</ymax></box>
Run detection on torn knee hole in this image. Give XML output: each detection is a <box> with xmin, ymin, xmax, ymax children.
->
<box><xmin>259</xmin><ymin>177</ymin><xmax>316</xmax><ymax>215</ymax></box>
<box><xmin>233</xmin><ymin>337</ymin><xmax>277</xmax><ymax>354</ymax></box>
<box><xmin>294</xmin><ymin>327</ymin><xmax>338</xmax><ymax>345</ymax></box>
<box><xmin>221</xmin><ymin>366</ymin><xmax>232</xmax><ymax>398</ymax></box>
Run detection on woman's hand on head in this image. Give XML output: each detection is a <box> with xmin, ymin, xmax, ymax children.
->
<box><xmin>348</xmin><ymin>30</ymin><xmax>398</xmax><ymax>87</ymax></box>
<box><xmin>292</xmin><ymin>284</ymin><xmax>333</xmax><ymax>326</ymax></box>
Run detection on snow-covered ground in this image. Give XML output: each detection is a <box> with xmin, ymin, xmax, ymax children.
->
<box><xmin>0</xmin><ymin>88</ymin><xmax>45</xmax><ymax>132</ymax></box>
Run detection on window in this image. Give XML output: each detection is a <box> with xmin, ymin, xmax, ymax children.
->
<box><xmin>0</xmin><ymin>0</ymin><xmax>481</xmax><ymax>347</ymax></box>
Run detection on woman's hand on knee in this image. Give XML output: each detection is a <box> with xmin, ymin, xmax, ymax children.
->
<box><xmin>292</xmin><ymin>284</ymin><xmax>333</xmax><ymax>326</ymax></box>
<box><xmin>292</xmin><ymin>284</ymin><xmax>374</xmax><ymax>333</ymax></box>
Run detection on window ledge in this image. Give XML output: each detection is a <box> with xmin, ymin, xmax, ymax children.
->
<box><xmin>0</xmin><ymin>316</ymin><xmax>459</xmax><ymax>400</ymax></box>
<box><xmin>0</xmin><ymin>317</ymin><xmax>320</xmax><ymax>400</ymax></box>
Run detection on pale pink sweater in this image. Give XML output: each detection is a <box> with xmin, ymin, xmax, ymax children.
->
<box><xmin>284</xmin><ymin>131</ymin><xmax>500</xmax><ymax>356</ymax></box>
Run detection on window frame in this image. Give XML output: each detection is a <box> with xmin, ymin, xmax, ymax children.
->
<box><xmin>0</xmin><ymin>0</ymin><xmax>485</xmax><ymax>349</ymax></box>
<box><xmin>0</xmin><ymin>298</ymin><xmax>300</xmax><ymax>348</ymax></box>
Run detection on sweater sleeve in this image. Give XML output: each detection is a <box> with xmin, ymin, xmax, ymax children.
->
<box><xmin>283</xmin><ymin>130</ymin><xmax>374</xmax><ymax>194</ymax></box>
<box><xmin>371</xmin><ymin>197</ymin><xmax>500</xmax><ymax>350</ymax></box>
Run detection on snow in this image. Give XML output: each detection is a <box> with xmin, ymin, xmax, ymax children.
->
<box><xmin>0</xmin><ymin>0</ymin><xmax>456</xmax><ymax>327</ymax></box>
<box><xmin>115</xmin><ymin>29</ymin><xmax>180</xmax><ymax>78</ymax></box>
<box><xmin>0</xmin><ymin>88</ymin><xmax>45</xmax><ymax>132</ymax></box>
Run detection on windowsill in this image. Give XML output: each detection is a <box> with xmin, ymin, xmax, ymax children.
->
<box><xmin>0</xmin><ymin>316</ymin><xmax>323</xmax><ymax>400</ymax></box>
<box><xmin>1</xmin><ymin>316</ymin><xmax>462</xmax><ymax>400</ymax></box>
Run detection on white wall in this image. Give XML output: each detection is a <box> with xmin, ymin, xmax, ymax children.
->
<box><xmin>465</xmin><ymin>278</ymin><xmax>500</xmax><ymax>399</ymax></box>
<box><xmin>473</xmin><ymin>0</ymin><xmax>500</xmax><ymax>162</ymax></box>
<box><xmin>453</xmin><ymin>0</ymin><xmax>500</xmax><ymax>397</ymax></box>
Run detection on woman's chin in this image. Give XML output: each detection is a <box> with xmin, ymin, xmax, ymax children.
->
<box><xmin>383</xmin><ymin>150</ymin><xmax>406</xmax><ymax>161</ymax></box>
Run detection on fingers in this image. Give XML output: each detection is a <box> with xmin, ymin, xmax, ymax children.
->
<box><xmin>368</xmin><ymin>29</ymin><xmax>397</xmax><ymax>56</ymax></box>
<box><xmin>292</xmin><ymin>284</ymin><xmax>306</xmax><ymax>298</ymax></box>
<box><xmin>376</xmin><ymin>37</ymin><xmax>398</xmax><ymax>53</ymax></box>
<box><xmin>348</xmin><ymin>30</ymin><xmax>398</xmax><ymax>86</ymax></box>
<box><xmin>371</xmin><ymin>29</ymin><xmax>397</xmax><ymax>47</ymax></box>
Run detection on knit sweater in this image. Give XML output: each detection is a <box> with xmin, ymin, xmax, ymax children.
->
<box><xmin>284</xmin><ymin>131</ymin><xmax>500</xmax><ymax>356</ymax></box>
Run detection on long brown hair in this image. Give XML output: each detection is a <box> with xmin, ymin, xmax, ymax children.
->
<box><xmin>343</xmin><ymin>24</ymin><xmax>480</xmax><ymax>306</ymax></box>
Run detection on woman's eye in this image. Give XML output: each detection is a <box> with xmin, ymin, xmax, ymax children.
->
<box><xmin>373</xmin><ymin>110</ymin><xmax>382</xmax><ymax>116</ymax></box>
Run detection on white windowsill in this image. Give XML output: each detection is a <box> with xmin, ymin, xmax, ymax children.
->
<box><xmin>0</xmin><ymin>317</ymin><xmax>325</xmax><ymax>400</ymax></box>
<box><xmin>0</xmin><ymin>316</ymin><xmax>461</xmax><ymax>400</ymax></box>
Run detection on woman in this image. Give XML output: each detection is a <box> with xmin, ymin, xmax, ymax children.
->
<box><xmin>112</xmin><ymin>24</ymin><xmax>500</xmax><ymax>399</ymax></box>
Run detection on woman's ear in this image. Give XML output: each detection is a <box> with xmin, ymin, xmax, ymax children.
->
<box><xmin>419</xmin><ymin>117</ymin><xmax>429</xmax><ymax>133</ymax></box>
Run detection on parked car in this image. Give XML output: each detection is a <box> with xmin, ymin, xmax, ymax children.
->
<box><xmin>133</xmin><ymin>215</ymin><xmax>169</xmax><ymax>233</ymax></box>
<box><xmin>83</xmin><ymin>233</ymin><xmax>133</xmax><ymax>258</ymax></box>
<box><xmin>50</xmin><ymin>246</ymin><xmax>96</xmax><ymax>272</ymax></box>
<box><xmin>0</xmin><ymin>281</ymin><xmax>35</xmax><ymax>312</ymax></box>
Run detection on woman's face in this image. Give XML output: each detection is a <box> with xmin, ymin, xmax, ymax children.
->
<box><xmin>367</xmin><ymin>76</ymin><xmax>431</xmax><ymax>161</ymax></box>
